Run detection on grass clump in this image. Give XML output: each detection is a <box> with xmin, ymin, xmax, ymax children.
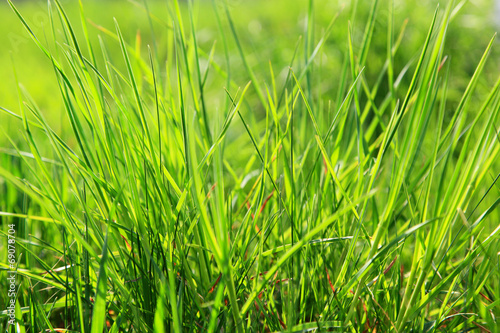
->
<box><xmin>1</xmin><ymin>0</ymin><xmax>500</xmax><ymax>332</ymax></box>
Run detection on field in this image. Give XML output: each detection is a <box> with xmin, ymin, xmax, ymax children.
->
<box><xmin>1</xmin><ymin>0</ymin><xmax>500</xmax><ymax>332</ymax></box>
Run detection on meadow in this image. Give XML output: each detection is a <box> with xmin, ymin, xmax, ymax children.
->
<box><xmin>1</xmin><ymin>0</ymin><xmax>500</xmax><ymax>331</ymax></box>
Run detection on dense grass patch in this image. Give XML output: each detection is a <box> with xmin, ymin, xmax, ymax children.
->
<box><xmin>1</xmin><ymin>0</ymin><xmax>500</xmax><ymax>332</ymax></box>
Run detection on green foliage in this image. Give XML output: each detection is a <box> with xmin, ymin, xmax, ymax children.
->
<box><xmin>1</xmin><ymin>0</ymin><xmax>500</xmax><ymax>332</ymax></box>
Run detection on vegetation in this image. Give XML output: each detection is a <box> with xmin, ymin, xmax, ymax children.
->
<box><xmin>1</xmin><ymin>0</ymin><xmax>500</xmax><ymax>331</ymax></box>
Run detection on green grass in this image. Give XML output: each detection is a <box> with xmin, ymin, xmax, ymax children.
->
<box><xmin>1</xmin><ymin>0</ymin><xmax>500</xmax><ymax>332</ymax></box>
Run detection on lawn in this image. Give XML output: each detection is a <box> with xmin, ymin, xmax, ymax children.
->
<box><xmin>1</xmin><ymin>0</ymin><xmax>500</xmax><ymax>332</ymax></box>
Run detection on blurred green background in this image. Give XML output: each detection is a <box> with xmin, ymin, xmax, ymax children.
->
<box><xmin>1</xmin><ymin>0</ymin><xmax>499</xmax><ymax>140</ymax></box>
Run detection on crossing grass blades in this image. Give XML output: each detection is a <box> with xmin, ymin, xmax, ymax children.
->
<box><xmin>1</xmin><ymin>0</ymin><xmax>500</xmax><ymax>332</ymax></box>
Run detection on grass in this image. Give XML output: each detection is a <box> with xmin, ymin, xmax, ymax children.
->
<box><xmin>1</xmin><ymin>0</ymin><xmax>500</xmax><ymax>331</ymax></box>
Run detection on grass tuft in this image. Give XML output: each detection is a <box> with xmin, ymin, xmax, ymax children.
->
<box><xmin>1</xmin><ymin>0</ymin><xmax>500</xmax><ymax>332</ymax></box>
